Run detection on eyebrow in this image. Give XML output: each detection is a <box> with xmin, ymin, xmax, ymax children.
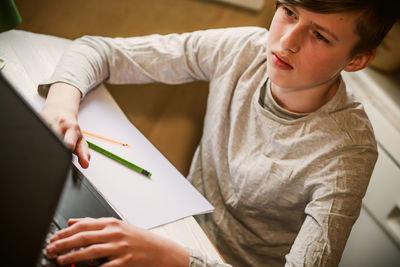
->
<box><xmin>289</xmin><ymin>5</ymin><xmax>340</xmax><ymax>42</ymax></box>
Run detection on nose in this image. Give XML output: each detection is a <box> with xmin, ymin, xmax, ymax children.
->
<box><xmin>280</xmin><ymin>24</ymin><xmax>301</xmax><ymax>53</ymax></box>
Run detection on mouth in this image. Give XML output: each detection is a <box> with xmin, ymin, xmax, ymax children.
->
<box><xmin>271</xmin><ymin>52</ymin><xmax>294</xmax><ymax>70</ymax></box>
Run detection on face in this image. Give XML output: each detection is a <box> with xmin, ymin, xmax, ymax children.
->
<box><xmin>266</xmin><ymin>4</ymin><xmax>361</xmax><ymax>90</ymax></box>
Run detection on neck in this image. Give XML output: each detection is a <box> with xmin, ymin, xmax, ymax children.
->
<box><xmin>270</xmin><ymin>77</ymin><xmax>340</xmax><ymax>113</ymax></box>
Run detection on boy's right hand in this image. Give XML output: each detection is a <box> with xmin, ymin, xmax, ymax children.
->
<box><xmin>40</xmin><ymin>82</ymin><xmax>90</xmax><ymax>168</ymax></box>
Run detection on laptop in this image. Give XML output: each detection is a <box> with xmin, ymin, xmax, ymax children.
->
<box><xmin>0</xmin><ymin>72</ymin><xmax>121</xmax><ymax>266</ymax></box>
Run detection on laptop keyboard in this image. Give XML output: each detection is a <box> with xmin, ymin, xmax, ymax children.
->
<box><xmin>37</xmin><ymin>220</ymin><xmax>107</xmax><ymax>267</ymax></box>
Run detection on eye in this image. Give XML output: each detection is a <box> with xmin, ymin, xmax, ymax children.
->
<box><xmin>314</xmin><ymin>31</ymin><xmax>330</xmax><ymax>43</ymax></box>
<box><xmin>283</xmin><ymin>6</ymin><xmax>296</xmax><ymax>18</ymax></box>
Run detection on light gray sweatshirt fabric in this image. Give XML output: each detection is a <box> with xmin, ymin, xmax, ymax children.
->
<box><xmin>38</xmin><ymin>27</ymin><xmax>378</xmax><ymax>267</ymax></box>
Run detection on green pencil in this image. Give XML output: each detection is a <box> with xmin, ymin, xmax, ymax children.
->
<box><xmin>87</xmin><ymin>140</ymin><xmax>152</xmax><ymax>178</ymax></box>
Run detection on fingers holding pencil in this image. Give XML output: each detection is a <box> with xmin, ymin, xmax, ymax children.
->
<box><xmin>40</xmin><ymin>82</ymin><xmax>91</xmax><ymax>169</ymax></box>
<box><xmin>75</xmin><ymin>136</ymin><xmax>91</xmax><ymax>169</ymax></box>
<box><xmin>59</xmin><ymin>120</ymin><xmax>91</xmax><ymax>169</ymax></box>
<box><xmin>40</xmin><ymin>113</ymin><xmax>91</xmax><ymax>169</ymax></box>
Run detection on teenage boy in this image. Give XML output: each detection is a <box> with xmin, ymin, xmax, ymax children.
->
<box><xmin>40</xmin><ymin>0</ymin><xmax>398</xmax><ymax>266</ymax></box>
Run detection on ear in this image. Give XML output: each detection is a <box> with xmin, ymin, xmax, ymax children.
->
<box><xmin>344</xmin><ymin>49</ymin><xmax>376</xmax><ymax>72</ymax></box>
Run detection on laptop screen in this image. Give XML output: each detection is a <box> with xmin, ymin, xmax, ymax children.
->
<box><xmin>0</xmin><ymin>72</ymin><xmax>71</xmax><ymax>266</ymax></box>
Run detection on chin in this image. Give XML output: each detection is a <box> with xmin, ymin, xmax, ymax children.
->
<box><xmin>267</xmin><ymin>67</ymin><xmax>292</xmax><ymax>88</ymax></box>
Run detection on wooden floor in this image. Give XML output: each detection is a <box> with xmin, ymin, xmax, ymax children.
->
<box><xmin>14</xmin><ymin>0</ymin><xmax>275</xmax><ymax>175</ymax></box>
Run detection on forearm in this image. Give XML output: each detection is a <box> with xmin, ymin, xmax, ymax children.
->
<box><xmin>42</xmin><ymin>82</ymin><xmax>82</xmax><ymax>117</ymax></box>
<box><xmin>156</xmin><ymin>236</ymin><xmax>190</xmax><ymax>267</ymax></box>
<box><xmin>39</xmin><ymin>33</ymin><xmax>204</xmax><ymax>99</ymax></box>
<box><xmin>40</xmin><ymin>28</ymin><xmax>255</xmax><ymax>100</ymax></box>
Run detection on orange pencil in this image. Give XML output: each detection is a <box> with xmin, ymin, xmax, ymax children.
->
<box><xmin>82</xmin><ymin>130</ymin><xmax>130</xmax><ymax>148</ymax></box>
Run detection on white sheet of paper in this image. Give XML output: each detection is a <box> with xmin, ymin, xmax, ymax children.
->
<box><xmin>75</xmin><ymin>85</ymin><xmax>214</xmax><ymax>228</ymax></box>
<box><xmin>0</xmin><ymin>30</ymin><xmax>214</xmax><ymax>229</ymax></box>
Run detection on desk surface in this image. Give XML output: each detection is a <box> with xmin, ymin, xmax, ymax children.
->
<box><xmin>151</xmin><ymin>216</ymin><xmax>223</xmax><ymax>262</ymax></box>
<box><xmin>0</xmin><ymin>29</ymin><xmax>223</xmax><ymax>263</ymax></box>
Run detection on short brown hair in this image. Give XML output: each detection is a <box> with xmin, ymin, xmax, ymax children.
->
<box><xmin>275</xmin><ymin>0</ymin><xmax>399</xmax><ymax>57</ymax></box>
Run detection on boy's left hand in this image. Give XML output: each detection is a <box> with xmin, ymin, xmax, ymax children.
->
<box><xmin>46</xmin><ymin>217</ymin><xmax>190</xmax><ymax>267</ymax></box>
